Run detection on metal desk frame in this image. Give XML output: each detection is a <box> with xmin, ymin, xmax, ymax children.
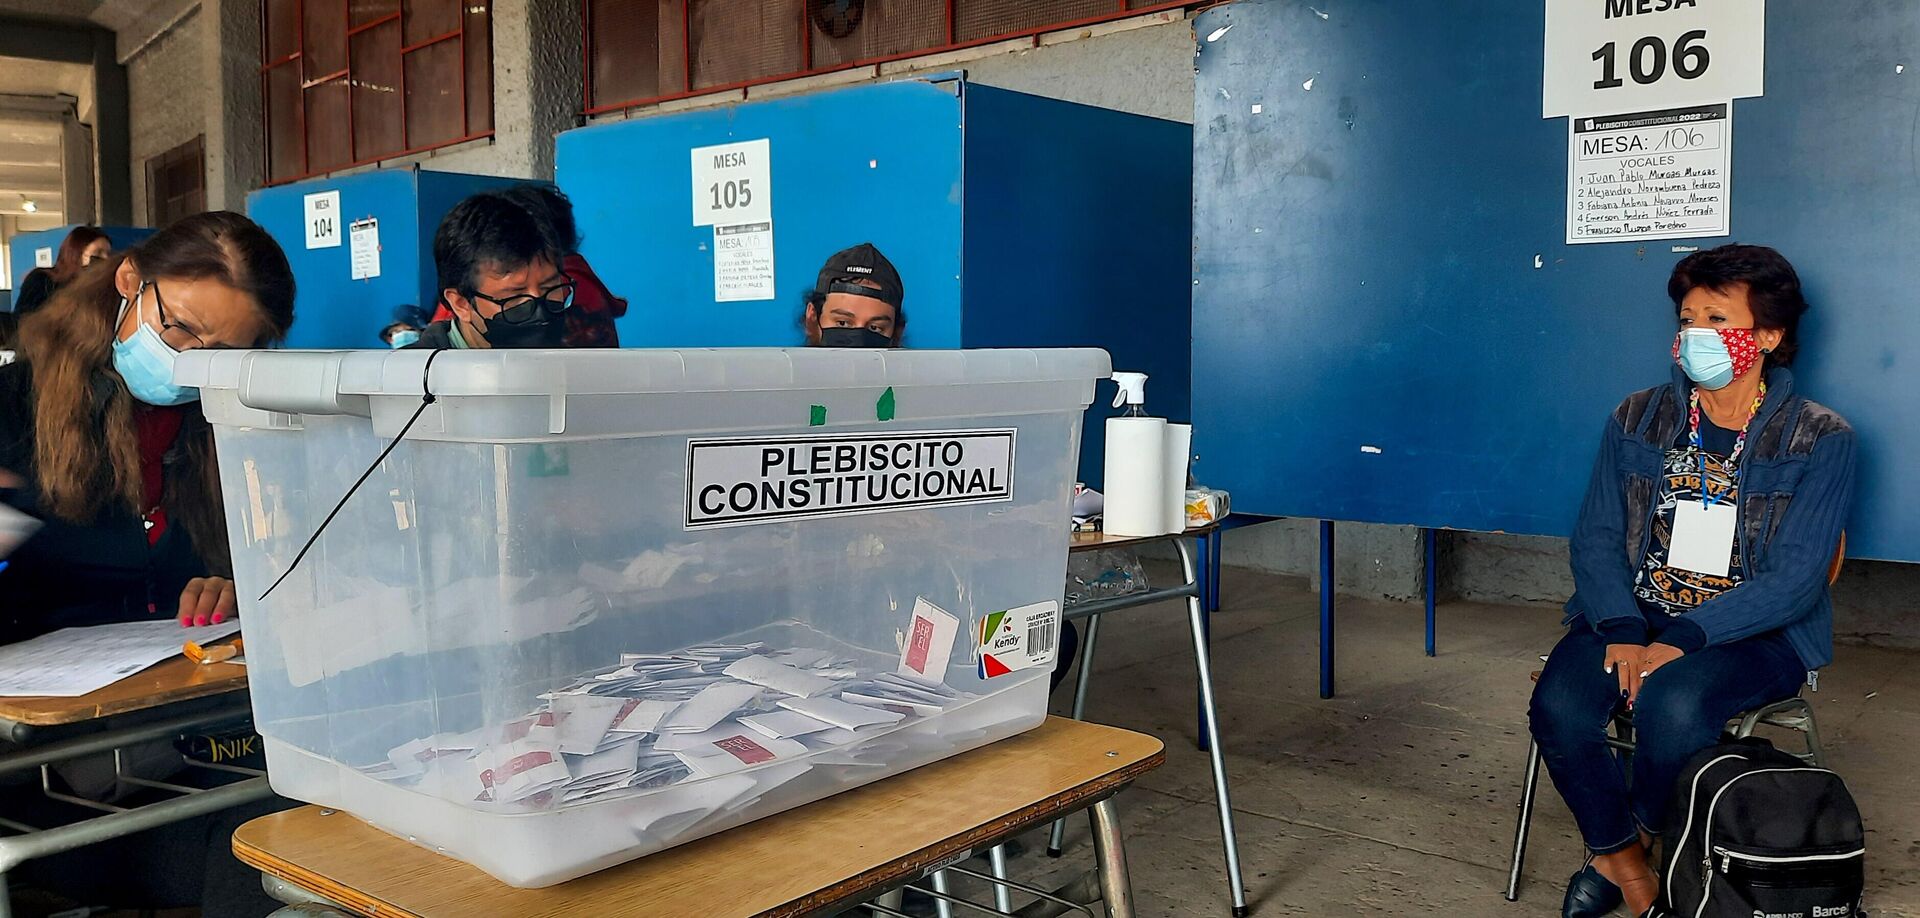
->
<box><xmin>1053</xmin><ymin>530</ymin><xmax>1247</xmax><ymax>917</ymax></box>
<box><xmin>1202</xmin><ymin>515</ymin><xmax>1443</xmax><ymax>700</ymax></box>
<box><xmin>1314</xmin><ymin>521</ymin><xmax>1442</xmax><ymax>699</ymax></box>
<box><xmin>0</xmin><ymin>702</ymin><xmax>273</xmax><ymax>917</ymax></box>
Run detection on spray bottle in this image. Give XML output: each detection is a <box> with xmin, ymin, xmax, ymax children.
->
<box><xmin>1111</xmin><ymin>372</ymin><xmax>1151</xmax><ymax>417</ymax></box>
<box><xmin>1102</xmin><ymin>371</ymin><xmax>1172</xmax><ymax>536</ymax></box>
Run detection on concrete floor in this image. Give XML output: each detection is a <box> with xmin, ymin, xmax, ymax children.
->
<box><xmin>963</xmin><ymin>565</ymin><xmax>1920</xmax><ymax>917</ymax></box>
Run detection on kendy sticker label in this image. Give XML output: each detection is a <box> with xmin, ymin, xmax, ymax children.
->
<box><xmin>977</xmin><ymin>601</ymin><xmax>1061</xmax><ymax>678</ymax></box>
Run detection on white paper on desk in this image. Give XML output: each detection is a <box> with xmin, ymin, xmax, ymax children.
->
<box><xmin>656</xmin><ymin>681</ymin><xmax>761</xmax><ymax>734</ymax></box>
<box><xmin>0</xmin><ymin>620</ymin><xmax>241</xmax><ymax>697</ymax></box>
<box><xmin>723</xmin><ymin>654</ymin><xmax>836</xmax><ymax>698</ymax></box>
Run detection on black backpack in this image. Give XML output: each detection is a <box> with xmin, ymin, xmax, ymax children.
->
<box><xmin>1659</xmin><ymin>739</ymin><xmax>1865</xmax><ymax>918</ymax></box>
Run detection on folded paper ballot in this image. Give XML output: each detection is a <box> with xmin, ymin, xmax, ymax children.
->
<box><xmin>652</xmin><ymin>722</ymin><xmax>758</xmax><ymax>754</ymax></box>
<box><xmin>739</xmin><ymin>709</ymin><xmax>838</xmax><ymax>740</ymax></box>
<box><xmin>656</xmin><ymin>682</ymin><xmax>763</xmax><ymax>734</ymax></box>
<box><xmin>608</xmin><ymin>699</ymin><xmax>677</xmax><ymax>735</ymax></box>
<box><xmin>552</xmin><ymin>694</ymin><xmax>632</xmax><ymax>755</ymax></box>
<box><xmin>674</xmin><ymin>733</ymin><xmax>809</xmax><ymax>778</ymax></box>
<box><xmin>723</xmin><ymin>654</ymin><xmax>836</xmax><ymax>698</ymax></box>
<box><xmin>897</xmin><ymin>598</ymin><xmax>960</xmax><ymax>685</ymax></box>
<box><xmin>777</xmin><ymin>695</ymin><xmax>908</xmax><ymax>730</ymax></box>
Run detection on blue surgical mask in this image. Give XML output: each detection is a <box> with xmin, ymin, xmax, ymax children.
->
<box><xmin>110</xmin><ymin>285</ymin><xmax>199</xmax><ymax>406</ymax></box>
<box><xmin>388</xmin><ymin>329</ymin><xmax>420</xmax><ymax>349</ymax></box>
<box><xmin>1674</xmin><ymin>327</ymin><xmax>1736</xmax><ymax>391</ymax></box>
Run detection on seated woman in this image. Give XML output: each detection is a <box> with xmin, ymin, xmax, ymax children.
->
<box><xmin>12</xmin><ymin>225</ymin><xmax>111</xmax><ymax>317</ymax></box>
<box><xmin>0</xmin><ymin>211</ymin><xmax>296</xmax><ymax>640</ymax></box>
<box><xmin>1530</xmin><ymin>244</ymin><xmax>1855</xmax><ymax>917</ymax></box>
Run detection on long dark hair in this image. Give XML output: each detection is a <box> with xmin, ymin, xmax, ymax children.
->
<box><xmin>16</xmin><ymin>212</ymin><xmax>295</xmax><ymax>572</ymax></box>
<box><xmin>49</xmin><ymin>226</ymin><xmax>109</xmax><ymax>285</ymax></box>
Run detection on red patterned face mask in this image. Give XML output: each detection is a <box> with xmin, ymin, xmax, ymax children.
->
<box><xmin>1672</xmin><ymin>327</ymin><xmax>1762</xmax><ymax>389</ymax></box>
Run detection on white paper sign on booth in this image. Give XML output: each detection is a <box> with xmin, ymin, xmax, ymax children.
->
<box><xmin>1543</xmin><ymin>0</ymin><xmax>1765</xmax><ymax>118</ymax></box>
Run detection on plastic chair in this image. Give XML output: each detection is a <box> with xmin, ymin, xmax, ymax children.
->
<box><xmin>1503</xmin><ymin>535</ymin><xmax>1844</xmax><ymax>902</ymax></box>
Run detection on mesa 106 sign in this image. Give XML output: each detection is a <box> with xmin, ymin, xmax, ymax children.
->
<box><xmin>1542</xmin><ymin>0</ymin><xmax>1765</xmax><ymax>118</ymax></box>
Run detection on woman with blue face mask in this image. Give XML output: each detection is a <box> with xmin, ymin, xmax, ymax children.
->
<box><xmin>0</xmin><ymin>211</ymin><xmax>296</xmax><ymax>642</ymax></box>
<box><xmin>1529</xmin><ymin>245</ymin><xmax>1856</xmax><ymax>918</ymax></box>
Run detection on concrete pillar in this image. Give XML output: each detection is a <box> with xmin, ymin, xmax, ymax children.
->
<box><xmin>485</xmin><ymin>0</ymin><xmax>583</xmax><ymax>180</ymax></box>
<box><xmin>92</xmin><ymin>28</ymin><xmax>131</xmax><ymax>224</ymax></box>
<box><xmin>203</xmin><ymin>0</ymin><xmax>263</xmax><ymax>212</ymax></box>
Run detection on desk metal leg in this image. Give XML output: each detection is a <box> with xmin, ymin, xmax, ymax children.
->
<box><xmin>1319</xmin><ymin>520</ymin><xmax>1336</xmax><ymax>700</ymax></box>
<box><xmin>1049</xmin><ymin>614</ymin><xmax>1104</xmax><ymax>858</ymax></box>
<box><xmin>987</xmin><ymin>845</ymin><xmax>1014</xmax><ymax>912</ymax></box>
<box><xmin>929</xmin><ymin>869</ymin><xmax>955</xmax><ymax>918</ymax></box>
<box><xmin>872</xmin><ymin>888</ymin><xmax>906</xmax><ymax>913</ymax></box>
<box><xmin>1089</xmin><ymin>798</ymin><xmax>1135</xmax><ymax>918</ymax></box>
<box><xmin>1195</xmin><ymin>537</ymin><xmax>1212</xmax><ymax>755</ymax></box>
<box><xmin>1423</xmin><ymin>528</ymin><xmax>1438</xmax><ymax>657</ymax></box>
<box><xmin>1208</xmin><ymin>529</ymin><xmax>1223</xmax><ymax>613</ymax></box>
<box><xmin>1177</xmin><ymin>539</ymin><xmax>1248</xmax><ymax>917</ymax></box>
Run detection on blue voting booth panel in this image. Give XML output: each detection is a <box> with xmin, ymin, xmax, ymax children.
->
<box><xmin>1191</xmin><ymin>0</ymin><xmax>1920</xmax><ymax>562</ymax></box>
<box><xmin>7</xmin><ymin>225</ymin><xmax>155</xmax><ymax>299</ymax></box>
<box><xmin>247</xmin><ymin>169</ymin><xmax>521</xmax><ymax>349</ymax></box>
<box><xmin>557</xmin><ymin>77</ymin><xmax>1192</xmax><ymax>484</ymax></box>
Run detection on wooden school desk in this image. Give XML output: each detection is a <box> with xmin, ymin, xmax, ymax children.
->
<box><xmin>1062</xmin><ymin>525</ymin><xmax>1246</xmax><ymax>917</ymax></box>
<box><xmin>234</xmin><ymin>717</ymin><xmax>1162</xmax><ymax>918</ymax></box>
<box><xmin>0</xmin><ymin>655</ymin><xmax>268</xmax><ymax>916</ymax></box>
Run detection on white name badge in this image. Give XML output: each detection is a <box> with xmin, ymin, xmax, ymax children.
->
<box><xmin>1669</xmin><ymin>499</ymin><xmax>1737</xmax><ymax>577</ymax></box>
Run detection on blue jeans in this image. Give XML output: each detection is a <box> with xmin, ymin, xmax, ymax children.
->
<box><xmin>1527</xmin><ymin>621</ymin><xmax>1804</xmax><ymax>854</ymax></box>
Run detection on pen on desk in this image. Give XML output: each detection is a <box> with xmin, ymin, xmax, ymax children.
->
<box><xmin>184</xmin><ymin>637</ymin><xmax>243</xmax><ymax>665</ymax></box>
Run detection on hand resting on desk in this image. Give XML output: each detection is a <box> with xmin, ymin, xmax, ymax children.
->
<box><xmin>179</xmin><ymin>576</ymin><xmax>238</xmax><ymax>627</ymax></box>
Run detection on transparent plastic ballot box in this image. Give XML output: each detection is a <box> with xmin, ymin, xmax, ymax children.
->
<box><xmin>174</xmin><ymin>347</ymin><xmax>1110</xmax><ymax>887</ymax></box>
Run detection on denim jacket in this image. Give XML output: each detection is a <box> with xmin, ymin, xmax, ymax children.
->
<box><xmin>1564</xmin><ymin>365</ymin><xmax>1856</xmax><ymax>671</ymax></box>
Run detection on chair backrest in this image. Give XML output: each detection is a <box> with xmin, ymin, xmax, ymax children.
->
<box><xmin>1827</xmin><ymin>532</ymin><xmax>1847</xmax><ymax>586</ymax></box>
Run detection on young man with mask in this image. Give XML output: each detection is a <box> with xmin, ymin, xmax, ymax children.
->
<box><xmin>408</xmin><ymin>192</ymin><xmax>574</xmax><ymax>350</ymax></box>
<box><xmin>802</xmin><ymin>242</ymin><xmax>906</xmax><ymax>348</ymax></box>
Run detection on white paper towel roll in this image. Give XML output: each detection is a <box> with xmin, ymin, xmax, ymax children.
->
<box><xmin>1103</xmin><ymin>416</ymin><xmax>1168</xmax><ymax>537</ymax></box>
<box><xmin>1163</xmin><ymin>423</ymin><xmax>1192</xmax><ymax>534</ymax></box>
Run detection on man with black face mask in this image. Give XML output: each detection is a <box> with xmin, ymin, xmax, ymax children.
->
<box><xmin>408</xmin><ymin>192</ymin><xmax>573</xmax><ymax>350</ymax></box>
<box><xmin>802</xmin><ymin>242</ymin><xmax>906</xmax><ymax>348</ymax></box>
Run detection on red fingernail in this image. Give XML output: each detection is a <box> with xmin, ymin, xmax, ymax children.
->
<box><xmin>212</xmin><ymin>614</ymin><xmax>225</xmax><ymax>624</ymax></box>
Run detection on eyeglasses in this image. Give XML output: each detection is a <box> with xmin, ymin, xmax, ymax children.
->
<box><xmin>146</xmin><ymin>281</ymin><xmax>224</xmax><ymax>352</ymax></box>
<box><xmin>466</xmin><ymin>277</ymin><xmax>575</xmax><ymax>325</ymax></box>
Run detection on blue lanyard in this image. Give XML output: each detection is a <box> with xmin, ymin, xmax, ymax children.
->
<box><xmin>1693</xmin><ymin>441</ymin><xmax>1738</xmax><ymax>508</ymax></box>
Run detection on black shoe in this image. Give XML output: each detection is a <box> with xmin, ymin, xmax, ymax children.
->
<box><xmin>1562</xmin><ymin>863</ymin><xmax>1623</xmax><ymax>918</ymax></box>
